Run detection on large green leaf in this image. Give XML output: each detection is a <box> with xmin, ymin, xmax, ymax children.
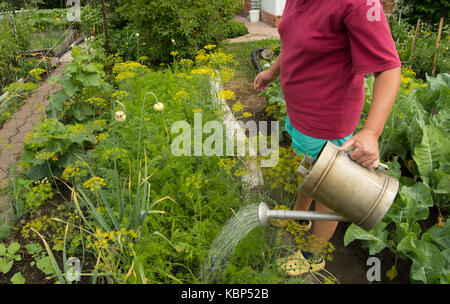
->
<box><xmin>343</xmin><ymin>222</ymin><xmax>390</xmax><ymax>255</ymax></box>
<box><xmin>421</xmin><ymin>220</ymin><xmax>450</xmax><ymax>250</ymax></box>
<box><xmin>49</xmin><ymin>90</ymin><xmax>69</xmax><ymax>112</ymax></box>
<box><xmin>72</xmin><ymin>103</ymin><xmax>94</xmax><ymax>121</ymax></box>
<box><xmin>26</xmin><ymin>162</ymin><xmax>52</xmax><ymax>180</ymax></box>
<box><xmin>413</xmin><ymin>125</ymin><xmax>444</xmax><ymax>186</ymax></box>
<box><xmin>56</xmin><ymin>144</ymin><xmax>87</xmax><ymax>168</ymax></box>
<box><xmin>36</xmin><ymin>256</ymin><xmax>56</xmax><ymax>275</ymax></box>
<box><xmin>0</xmin><ymin>258</ymin><xmax>13</xmax><ymax>274</ymax></box>
<box><xmin>7</xmin><ymin>242</ymin><xmax>20</xmax><ymax>255</ymax></box>
<box><xmin>387</xmin><ymin>183</ymin><xmax>433</xmax><ymax>224</ymax></box>
<box><xmin>61</xmin><ymin>77</ymin><xmax>80</xmax><ymax>97</ymax></box>
<box><xmin>10</xmin><ymin>272</ymin><xmax>25</xmax><ymax>284</ymax></box>
<box><xmin>75</xmin><ymin>72</ymin><xmax>101</xmax><ymax>87</ymax></box>
<box><xmin>397</xmin><ymin>238</ymin><xmax>446</xmax><ymax>284</ymax></box>
<box><xmin>431</xmin><ymin>169</ymin><xmax>450</xmax><ymax>194</ymax></box>
<box><xmin>426</xmin><ymin>73</ymin><xmax>450</xmax><ymax>93</ymax></box>
<box><xmin>385</xmin><ymin>156</ymin><xmax>402</xmax><ymax>180</ymax></box>
<box><xmin>391</xmin><ymin>221</ymin><xmax>422</xmax><ymax>248</ymax></box>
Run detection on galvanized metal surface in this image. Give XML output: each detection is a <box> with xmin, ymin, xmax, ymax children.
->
<box><xmin>298</xmin><ymin>141</ymin><xmax>399</xmax><ymax>231</ymax></box>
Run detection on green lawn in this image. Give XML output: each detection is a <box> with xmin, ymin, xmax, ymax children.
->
<box><xmin>220</xmin><ymin>39</ymin><xmax>281</xmax><ymax>82</ymax></box>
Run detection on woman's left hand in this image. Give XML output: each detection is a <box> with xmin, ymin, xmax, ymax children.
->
<box><xmin>339</xmin><ymin>129</ymin><xmax>380</xmax><ymax>169</ymax></box>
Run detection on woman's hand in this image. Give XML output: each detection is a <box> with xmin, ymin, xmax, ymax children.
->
<box><xmin>339</xmin><ymin>129</ymin><xmax>380</xmax><ymax>169</ymax></box>
<box><xmin>254</xmin><ymin>70</ymin><xmax>277</xmax><ymax>93</ymax></box>
<box><xmin>254</xmin><ymin>54</ymin><xmax>281</xmax><ymax>93</ymax></box>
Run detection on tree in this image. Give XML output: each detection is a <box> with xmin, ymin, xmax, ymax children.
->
<box><xmin>399</xmin><ymin>0</ymin><xmax>449</xmax><ymax>25</ymax></box>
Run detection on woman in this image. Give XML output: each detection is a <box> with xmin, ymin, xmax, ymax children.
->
<box><xmin>254</xmin><ymin>0</ymin><xmax>401</xmax><ymax>276</ymax></box>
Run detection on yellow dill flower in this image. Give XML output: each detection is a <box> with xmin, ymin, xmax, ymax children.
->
<box><xmin>233</xmin><ymin>167</ymin><xmax>250</xmax><ymax>177</ymax></box>
<box><xmin>179</xmin><ymin>59</ymin><xmax>194</xmax><ymax>67</ymax></box>
<box><xmin>83</xmin><ymin>177</ymin><xmax>106</xmax><ymax>192</ymax></box>
<box><xmin>204</xmin><ymin>44</ymin><xmax>216</xmax><ymax>50</ymax></box>
<box><xmin>115</xmin><ymin>71</ymin><xmax>136</xmax><ymax>82</ymax></box>
<box><xmin>67</xmin><ymin>124</ymin><xmax>89</xmax><ymax>137</ymax></box>
<box><xmin>242</xmin><ymin>112</ymin><xmax>252</xmax><ymax>118</ymax></box>
<box><xmin>95</xmin><ymin>132</ymin><xmax>110</xmax><ymax>142</ymax></box>
<box><xmin>62</xmin><ymin>160</ymin><xmax>88</xmax><ymax>181</ymax></box>
<box><xmin>102</xmin><ymin>147</ymin><xmax>128</xmax><ymax>161</ymax></box>
<box><xmin>111</xmin><ymin>91</ymin><xmax>129</xmax><ymax>99</ymax></box>
<box><xmin>174</xmin><ymin>90</ymin><xmax>189</xmax><ymax>101</ymax></box>
<box><xmin>85</xmin><ymin>97</ymin><xmax>108</xmax><ymax>107</ymax></box>
<box><xmin>191</xmin><ymin>68</ymin><xmax>214</xmax><ymax>77</ymax></box>
<box><xmin>218</xmin><ymin>89</ymin><xmax>236</xmax><ymax>101</ymax></box>
<box><xmin>30</xmin><ymin>68</ymin><xmax>46</xmax><ymax>80</ymax></box>
<box><xmin>185</xmin><ymin>173</ymin><xmax>208</xmax><ymax>189</ymax></box>
<box><xmin>231</xmin><ymin>101</ymin><xmax>244</xmax><ymax>113</ymax></box>
<box><xmin>113</xmin><ymin>61</ymin><xmax>146</xmax><ymax>74</ymax></box>
<box><xmin>35</xmin><ymin>151</ymin><xmax>56</xmax><ymax>160</ymax></box>
<box><xmin>218</xmin><ymin>158</ymin><xmax>236</xmax><ymax>173</ymax></box>
<box><xmin>217</xmin><ymin>67</ymin><xmax>234</xmax><ymax>83</ymax></box>
<box><xmin>170</xmin><ymin>51</ymin><xmax>179</xmax><ymax>57</ymax></box>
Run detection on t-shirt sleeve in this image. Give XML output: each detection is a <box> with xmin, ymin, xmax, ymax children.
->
<box><xmin>344</xmin><ymin>0</ymin><xmax>402</xmax><ymax>74</ymax></box>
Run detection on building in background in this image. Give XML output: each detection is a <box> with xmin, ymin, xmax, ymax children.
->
<box><xmin>241</xmin><ymin>0</ymin><xmax>396</xmax><ymax>27</ymax></box>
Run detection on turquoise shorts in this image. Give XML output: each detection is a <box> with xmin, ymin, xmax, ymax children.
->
<box><xmin>285</xmin><ymin>116</ymin><xmax>353</xmax><ymax>159</ymax></box>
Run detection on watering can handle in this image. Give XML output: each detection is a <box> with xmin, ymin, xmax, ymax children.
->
<box><xmin>376</xmin><ymin>163</ymin><xmax>389</xmax><ymax>171</ymax></box>
<box><xmin>344</xmin><ymin>151</ymin><xmax>389</xmax><ymax>171</ymax></box>
<box><xmin>297</xmin><ymin>155</ymin><xmax>314</xmax><ymax>176</ymax></box>
<box><xmin>297</xmin><ymin>151</ymin><xmax>389</xmax><ymax>175</ymax></box>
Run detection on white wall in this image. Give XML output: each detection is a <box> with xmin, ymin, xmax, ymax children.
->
<box><xmin>261</xmin><ymin>0</ymin><xmax>286</xmax><ymax>16</ymax></box>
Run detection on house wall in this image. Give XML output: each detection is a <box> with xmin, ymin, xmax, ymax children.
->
<box><xmin>260</xmin><ymin>0</ymin><xmax>285</xmax><ymax>26</ymax></box>
<box><xmin>242</xmin><ymin>0</ymin><xmax>261</xmax><ymax>14</ymax></box>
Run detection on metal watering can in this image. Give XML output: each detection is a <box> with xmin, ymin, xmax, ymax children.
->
<box><xmin>258</xmin><ymin>141</ymin><xmax>399</xmax><ymax>231</ymax></box>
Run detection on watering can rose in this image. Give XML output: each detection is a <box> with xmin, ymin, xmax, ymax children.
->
<box><xmin>115</xmin><ymin>111</ymin><xmax>126</xmax><ymax>122</ymax></box>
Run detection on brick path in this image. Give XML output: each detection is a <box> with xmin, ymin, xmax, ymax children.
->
<box><xmin>0</xmin><ymin>61</ymin><xmax>67</xmax><ymax>229</ymax></box>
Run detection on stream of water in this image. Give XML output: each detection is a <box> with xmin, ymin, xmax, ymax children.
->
<box><xmin>199</xmin><ymin>203</ymin><xmax>262</xmax><ymax>283</ymax></box>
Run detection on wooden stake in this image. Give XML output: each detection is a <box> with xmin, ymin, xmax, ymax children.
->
<box><xmin>101</xmin><ymin>0</ymin><xmax>110</xmax><ymax>58</ymax></box>
<box><xmin>409</xmin><ymin>19</ymin><xmax>421</xmax><ymax>62</ymax></box>
<box><xmin>431</xmin><ymin>17</ymin><xmax>444</xmax><ymax>76</ymax></box>
<box><xmin>7</xmin><ymin>0</ymin><xmax>18</xmax><ymax>44</ymax></box>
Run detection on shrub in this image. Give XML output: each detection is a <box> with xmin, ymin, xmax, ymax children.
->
<box><xmin>388</xmin><ymin>16</ymin><xmax>449</xmax><ymax>79</ymax></box>
<box><xmin>394</xmin><ymin>0</ymin><xmax>449</xmax><ymax>25</ymax></box>
<box><xmin>0</xmin><ymin>10</ymin><xmax>33</xmax><ymax>88</ymax></box>
<box><xmin>117</xmin><ymin>0</ymin><xmax>243</xmax><ymax>63</ymax></box>
<box><xmin>224</xmin><ymin>19</ymin><xmax>248</xmax><ymax>39</ymax></box>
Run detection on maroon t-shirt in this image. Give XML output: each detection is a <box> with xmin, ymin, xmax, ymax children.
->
<box><xmin>278</xmin><ymin>0</ymin><xmax>401</xmax><ymax>139</ymax></box>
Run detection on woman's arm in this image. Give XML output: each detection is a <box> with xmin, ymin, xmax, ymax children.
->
<box><xmin>340</xmin><ymin>66</ymin><xmax>401</xmax><ymax>169</ymax></box>
<box><xmin>254</xmin><ymin>53</ymin><xmax>282</xmax><ymax>93</ymax></box>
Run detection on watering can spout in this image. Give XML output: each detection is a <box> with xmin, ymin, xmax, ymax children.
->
<box><xmin>257</xmin><ymin>202</ymin><xmax>348</xmax><ymax>227</ymax></box>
